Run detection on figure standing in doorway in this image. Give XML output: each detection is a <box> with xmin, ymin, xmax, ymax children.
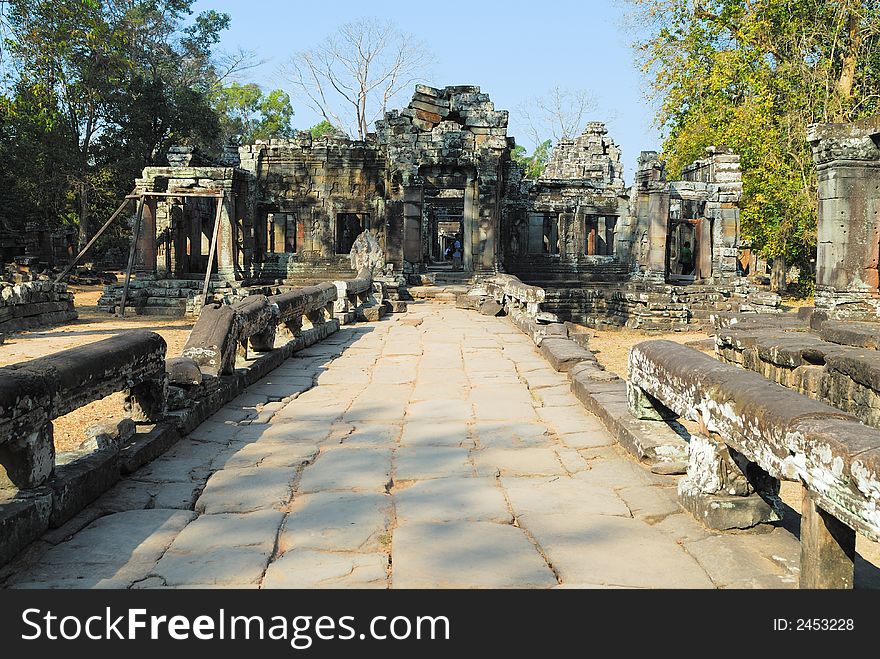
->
<box><xmin>452</xmin><ymin>235</ymin><xmax>462</xmax><ymax>271</ymax></box>
<box><xmin>679</xmin><ymin>240</ymin><xmax>693</xmax><ymax>276</ymax></box>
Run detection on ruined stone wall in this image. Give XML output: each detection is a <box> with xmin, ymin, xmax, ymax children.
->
<box><xmin>375</xmin><ymin>84</ymin><xmax>509</xmax><ymax>275</ymax></box>
<box><xmin>543</xmin><ymin>280</ymin><xmax>777</xmax><ymax>331</ymax></box>
<box><xmin>503</xmin><ymin>123</ymin><xmax>630</xmax><ymax>282</ymax></box>
<box><xmin>237</xmin><ymin>133</ymin><xmax>385</xmax><ymax>284</ymax></box>
<box><xmin>0</xmin><ymin>280</ymin><xmax>77</xmax><ymax>334</ymax></box>
<box><xmin>629</xmin><ymin>148</ymin><xmax>742</xmax><ymax>283</ymax></box>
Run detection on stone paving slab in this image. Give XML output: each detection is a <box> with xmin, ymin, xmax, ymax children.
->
<box><xmin>557</xmin><ymin>430</ymin><xmax>615</xmax><ymax>449</ymax></box>
<box><xmin>474</xmin><ymin>447</ymin><xmax>566</xmax><ymax>477</ymax></box>
<box><xmin>503</xmin><ymin>476</ymin><xmax>631</xmax><ymax>519</ymax></box>
<box><xmin>520</xmin><ymin>513</ymin><xmax>714</xmax><ymax>588</ymax></box>
<box><xmin>195</xmin><ymin>466</ymin><xmax>296</xmax><ymax>514</ymax></box>
<box><xmin>151</xmin><ymin>510</ymin><xmax>283</xmax><ymax>587</ymax></box>
<box><xmin>394</xmin><ymin>446</ymin><xmax>473</xmax><ymax>480</ymax></box>
<box><xmin>5</xmin><ymin>509</ymin><xmax>195</xmax><ymax>587</ymax></box>
<box><xmin>407</xmin><ymin>399</ymin><xmax>473</xmax><ymax>420</ymax></box>
<box><xmin>132</xmin><ymin>440</ymin><xmax>226</xmax><ymax>484</ymax></box>
<box><xmin>298</xmin><ymin>448</ymin><xmax>392</xmax><ymax>493</ymax></box>
<box><xmin>472</xmin><ymin>422</ymin><xmax>552</xmax><ymax>449</ymax></box>
<box><xmin>400</xmin><ymin>421</ymin><xmax>471</xmax><ymax>447</ymax></box>
<box><xmin>615</xmin><ymin>485</ymin><xmax>682</xmax><ymax>523</ymax></box>
<box><xmin>339</xmin><ymin>423</ymin><xmax>401</xmax><ymax>447</ymax></box>
<box><xmin>263</xmin><ymin>550</ymin><xmax>388</xmax><ymax>588</ymax></box>
<box><xmin>394</xmin><ymin>477</ymin><xmax>512</xmax><ymax>523</ymax></box>
<box><xmin>537</xmin><ymin>406</ymin><xmax>608</xmax><ymax>435</ymax></box>
<box><xmin>279</xmin><ymin>491</ymin><xmax>392</xmax><ymax>552</ymax></box>
<box><xmin>683</xmin><ymin>534</ymin><xmax>797</xmax><ymax>588</ymax></box>
<box><xmin>98</xmin><ymin>479</ymin><xmax>202</xmax><ymax>512</ymax></box>
<box><xmin>392</xmin><ymin>521</ymin><xmax>557</xmax><ymax>588</ymax></box>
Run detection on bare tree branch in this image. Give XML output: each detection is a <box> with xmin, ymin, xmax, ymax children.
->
<box><xmin>281</xmin><ymin>17</ymin><xmax>431</xmax><ymax>139</ymax></box>
<box><xmin>515</xmin><ymin>86</ymin><xmax>599</xmax><ymax>146</ymax></box>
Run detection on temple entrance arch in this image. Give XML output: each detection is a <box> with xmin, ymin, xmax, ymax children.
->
<box><xmin>419</xmin><ymin>165</ymin><xmax>476</xmax><ymax>272</ymax></box>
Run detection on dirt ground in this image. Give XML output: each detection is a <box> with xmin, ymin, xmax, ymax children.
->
<box><xmin>0</xmin><ymin>285</ymin><xmax>194</xmax><ymax>452</ymax></box>
<box><xmin>587</xmin><ymin>324</ymin><xmax>880</xmax><ymax>581</ymax></box>
<box><xmin>587</xmin><ymin>327</ymin><xmax>715</xmax><ymax>379</ymax></box>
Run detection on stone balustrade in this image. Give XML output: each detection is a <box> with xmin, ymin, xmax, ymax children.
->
<box><xmin>627</xmin><ymin>339</ymin><xmax>880</xmax><ymax>588</ymax></box>
<box><xmin>0</xmin><ymin>330</ymin><xmax>167</xmax><ymax>491</ymax></box>
<box><xmin>334</xmin><ymin>273</ymin><xmax>386</xmax><ymax>323</ymax></box>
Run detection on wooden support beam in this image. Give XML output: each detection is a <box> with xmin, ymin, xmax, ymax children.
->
<box><xmin>201</xmin><ymin>192</ymin><xmax>224</xmax><ymax>308</ymax></box>
<box><xmin>126</xmin><ymin>191</ymin><xmax>223</xmax><ymax>199</ymax></box>
<box><xmin>53</xmin><ymin>192</ymin><xmax>135</xmax><ymax>284</ymax></box>
<box><xmin>118</xmin><ymin>196</ymin><xmax>145</xmax><ymax>319</ymax></box>
<box><xmin>799</xmin><ymin>487</ymin><xmax>856</xmax><ymax>589</ymax></box>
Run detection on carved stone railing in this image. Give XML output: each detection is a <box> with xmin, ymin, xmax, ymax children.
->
<box><xmin>181</xmin><ymin>295</ymin><xmax>279</xmax><ymax>377</ymax></box>
<box><xmin>485</xmin><ymin>274</ymin><xmax>546</xmax><ymax>317</ymax></box>
<box><xmin>334</xmin><ymin>272</ymin><xmax>385</xmax><ymax>323</ymax></box>
<box><xmin>271</xmin><ymin>282</ymin><xmax>337</xmax><ymax>337</ymax></box>
<box><xmin>628</xmin><ymin>339</ymin><xmax>880</xmax><ymax>588</ymax></box>
<box><xmin>0</xmin><ymin>331</ymin><xmax>167</xmax><ymax>491</ymax></box>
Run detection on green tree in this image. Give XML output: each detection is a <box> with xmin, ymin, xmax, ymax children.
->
<box><xmin>308</xmin><ymin>119</ymin><xmax>339</xmax><ymax>138</ymax></box>
<box><xmin>0</xmin><ymin>0</ymin><xmax>231</xmax><ymax>250</ymax></box>
<box><xmin>214</xmin><ymin>83</ymin><xmax>295</xmax><ymax>144</ymax></box>
<box><xmin>628</xmin><ymin>0</ymin><xmax>880</xmax><ymax>270</ymax></box>
<box><xmin>512</xmin><ymin>140</ymin><xmax>553</xmax><ymax>179</ymax></box>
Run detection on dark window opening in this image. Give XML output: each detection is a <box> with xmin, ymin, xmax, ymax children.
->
<box><xmin>266</xmin><ymin>213</ymin><xmax>298</xmax><ymax>254</ymax></box>
<box><xmin>527</xmin><ymin>213</ymin><xmax>558</xmax><ymax>254</ymax></box>
<box><xmin>585</xmin><ymin>215</ymin><xmax>616</xmax><ymax>255</ymax></box>
<box><xmin>336</xmin><ymin>213</ymin><xmax>369</xmax><ymax>255</ymax></box>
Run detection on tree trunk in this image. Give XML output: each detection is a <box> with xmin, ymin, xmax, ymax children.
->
<box><xmin>78</xmin><ymin>181</ymin><xmax>89</xmax><ymax>252</ymax></box>
<box><xmin>770</xmin><ymin>255</ymin><xmax>787</xmax><ymax>294</ymax></box>
<box><xmin>835</xmin><ymin>3</ymin><xmax>862</xmax><ymax>120</ymax></box>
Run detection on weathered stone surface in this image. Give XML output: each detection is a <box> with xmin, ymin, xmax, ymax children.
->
<box><xmin>473</xmin><ymin>447</ymin><xmax>565</xmax><ymax>477</ymax></box>
<box><xmin>298</xmin><ymin>447</ymin><xmax>392</xmax><ymax>493</ymax></box>
<box><xmin>400</xmin><ymin>421</ymin><xmax>470</xmax><ymax>447</ymax></box>
<box><xmin>539</xmin><ymin>338</ymin><xmax>596</xmax><ymax>372</ymax></box>
<box><xmin>473</xmin><ymin>421</ymin><xmax>551</xmax><ymax>448</ymax></box>
<box><xmin>195</xmin><ymin>466</ymin><xmax>295</xmax><ymax>514</ymax></box>
<box><xmin>152</xmin><ymin>510</ymin><xmax>282</xmax><ymax>586</ymax></box>
<box><xmin>394</xmin><ymin>446</ymin><xmax>472</xmax><ymax>480</ymax></box>
<box><xmin>520</xmin><ymin>513</ymin><xmax>714</xmax><ymax>588</ymax></box>
<box><xmin>8</xmin><ymin>509</ymin><xmax>194</xmax><ymax>586</ymax></box>
<box><xmin>279</xmin><ymin>491</ymin><xmax>391</xmax><ymax>552</ymax></box>
<box><xmin>394</xmin><ymin>477</ymin><xmax>512</xmax><ymax>523</ymax></box>
<box><xmin>0</xmin><ymin>489</ymin><xmax>52</xmax><ymax>567</ymax></box>
<box><xmin>392</xmin><ymin>521</ymin><xmax>556</xmax><ymax>588</ymax></box>
<box><xmin>504</xmin><ymin>476</ymin><xmax>631</xmax><ymax>519</ymax></box>
<box><xmin>263</xmin><ymin>550</ymin><xmax>387</xmax><ymax>588</ymax></box>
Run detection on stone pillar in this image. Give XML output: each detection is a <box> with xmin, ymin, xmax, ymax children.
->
<box><xmin>0</xmin><ymin>422</ymin><xmax>54</xmax><ymax>489</ymax></box>
<box><xmin>646</xmin><ymin>189</ymin><xmax>670</xmax><ymax>277</ymax></box>
<box><xmin>632</xmin><ymin>152</ymin><xmax>668</xmax><ymax>279</ymax></box>
<box><xmin>463</xmin><ymin>176</ymin><xmax>477</xmax><ymax>272</ymax></box>
<box><xmin>403</xmin><ymin>184</ymin><xmax>422</xmax><ymax>270</ymax></box>
<box><xmin>808</xmin><ymin>118</ymin><xmax>880</xmax><ymax>318</ymax></box>
<box><xmin>216</xmin><ymin>188</ymin><xmax>236</xmax><ymax>280</ymax></box>
<box><xmin>135</xmin><ymin>197</ymin><xmax>158</xmax><ymax>274</ymax></box>
<box><xmin>799</xmin><ymin>488</ymin><xmax>856</xmax><ymax>588</ymax></box>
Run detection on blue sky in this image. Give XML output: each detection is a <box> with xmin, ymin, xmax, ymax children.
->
<box><xmin>192</xmin><ymin>0</ymin><xmax>660</xmax><ymax>184</ymax></box>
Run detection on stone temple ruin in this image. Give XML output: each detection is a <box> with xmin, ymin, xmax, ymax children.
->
<box><xmin>4</xmin><ymin>85</ymin><xmax>880</xmax><ymax>591</ymax></box>
<box><xmin>93</xmin><ymin>83</ymin><xmax>777</xmax><ymax>328</ymax></box>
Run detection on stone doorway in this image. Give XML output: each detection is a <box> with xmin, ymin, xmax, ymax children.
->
<box><xmin>164</xmin><ymin>196</ymin><xmax>220</xmax><ymax>278</ymax></box>
<box><xmin>419</xmin><ymin>166</ymin><xmax>473</xmax><ymax>272</ymax></box>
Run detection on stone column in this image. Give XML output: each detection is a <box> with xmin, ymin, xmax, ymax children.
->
<box><xmin>808</xmin><ymin>118</ymin><xmax>880</xmax><ymax>318</ymax></box>
<box><xmin>215</xmin><ymin>185</ymin><xmax>236</xmax><ymax>280</ymax></box>
<box><xmin>646</xmin><ymin>189</ymin><xmax>670</xmax><ymax>278</ymax></box>
<box><xmin>135</xmin><ymin>197</ymin><xmax>158</xmax><ymax>274</ymax></box>
<box><xmin>462</xmin><ymin>175</ymin><xmax>476</xmax><ymax>272</ymax></box>
<box><xmin>403</xmin><ymin>184</ymin><xmax>422</xmax><ymax>270</ymax></box>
